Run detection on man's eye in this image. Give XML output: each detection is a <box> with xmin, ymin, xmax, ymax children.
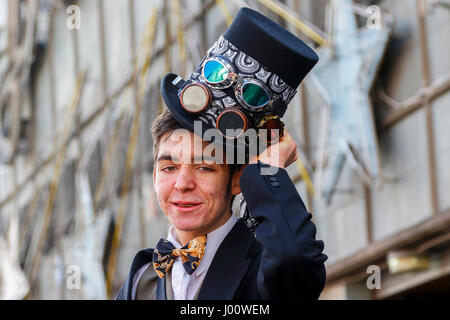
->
<box><xmin>198</xmin><ymin>166</ymin><xmax>214</xmax><ymax>172</ymax></box>
<box><xmin>162</xmin><ymin>166</ymin><xmax>177</xmax><ymax>172</ymax></box>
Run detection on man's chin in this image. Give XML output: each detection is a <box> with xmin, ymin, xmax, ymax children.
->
<box><xmin>168</xmin><ymin>214</ymin><xmax>202</xmax><ymax>232</ymax></box>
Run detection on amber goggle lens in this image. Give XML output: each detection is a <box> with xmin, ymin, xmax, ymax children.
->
<box><xmin>258</xmin><ymin>116</ymin><xmax>284</xmax><ymax>143</ymax></box>
<box><xmin>179</xmin><ymin>83</ymin><xmax>210</xmax><ymax>113</ymax></box>
<box><xmin>216</xmin><ymin>108</ymin><xmax>248</xmax><ymax>139</ymax></box>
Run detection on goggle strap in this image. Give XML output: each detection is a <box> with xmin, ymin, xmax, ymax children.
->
<box><xmin>173</xmin><ymin>76</ymin><xmax>188</xmax><ymax>91</ymax></box>
<box><xmin>271</xmin><ymin>99</ymin><xmax>288</xmax><ymax>118</ymax></box>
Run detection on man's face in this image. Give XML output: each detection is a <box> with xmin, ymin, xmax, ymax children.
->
<box><xmin>153</xmin><ymin>129</ymin><xmax>241</xmax><ymax>239</ymax></box>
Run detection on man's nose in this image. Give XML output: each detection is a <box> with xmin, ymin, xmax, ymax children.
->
<box><xmin>174</xmin><ymin>166</ymin><xmax>195</xmax><ymax>191</ymax></box>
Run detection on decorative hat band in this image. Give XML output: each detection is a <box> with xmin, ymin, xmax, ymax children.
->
<box><xmin>178</xmin><ymin>35</ymin><xmax>297</xmax><ymax>131</ymax></box>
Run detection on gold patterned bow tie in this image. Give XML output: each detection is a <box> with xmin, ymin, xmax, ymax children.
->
<box><xmin>153</xmin><ymin>235</ymin><xmax>207</xmax><ymax>279</ymax></box>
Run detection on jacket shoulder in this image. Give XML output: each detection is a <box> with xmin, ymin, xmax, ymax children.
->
<box><xmin>115</xmin><ymin>248</ymin><xmax>154</xmax><ymax>300</ymax></box>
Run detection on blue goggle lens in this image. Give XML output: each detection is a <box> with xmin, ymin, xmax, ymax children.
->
<box><xmin>204</xmin><ymin>60</ymin><xmax>229</xmax><ymax>83</ymax></box>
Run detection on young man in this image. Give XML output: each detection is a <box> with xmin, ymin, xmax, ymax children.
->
<box><xmin>116</xmin><ymin>7</ymin><xmax>327</xmax><ymax>300</ymax></box>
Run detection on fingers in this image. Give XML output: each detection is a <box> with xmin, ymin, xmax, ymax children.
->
<box><xmin>286</xmin><ymin>148</ymin><xmax>298</xmax><ymax>168</ymax></box>
<box><xmin>249</xmin><ymin>129</ymin><xmax>299</xmax><ymax>168</ymax></box>
<box><xmin>278</xmin><ymin>129</ymin><xmax>299</xmax><ymax>168</ymax></box>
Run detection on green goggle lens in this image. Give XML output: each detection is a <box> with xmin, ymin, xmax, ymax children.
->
<box><xmin>204</xmin><ymin>60</ymin><xmax>229</xmax><ymax>83</ymax></box>
<box><xmin>242</xmin><ymin>83</ymin><xmax>269</xmax><ymax>107</ymax></box>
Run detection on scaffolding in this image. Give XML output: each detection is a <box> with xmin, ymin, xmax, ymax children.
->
<box><xmin>0</xmin><ymin>0</ymin><xmax>449</xmax><ymax>300</ymax></box>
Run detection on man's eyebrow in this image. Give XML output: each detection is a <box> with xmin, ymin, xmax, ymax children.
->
<box><xmin>193</xmin><ymin>156</ymin><xmax>221</xmax><ymax>164</ymax></box>
<box><xmin>156</xmin><ymin>154</ymin><xmax>179</xmax><ymax>162</ymax></box>
<box><xmin>156</xmin><ymin>155</ymin><xmax>221</xmax><ymax>164</ymax></box>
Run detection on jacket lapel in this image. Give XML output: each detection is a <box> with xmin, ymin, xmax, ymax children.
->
<box><xmin>156</xmin><ymin>277</ymin><xmax>167</xmax><ymax>300</ymax></box>
<box><xmin>166</xmin><ymin>270</ymin><xmax>174</xmax><ymax>300</ymax></box>
<box><xmin>197</xmin><ymin>219</ymin><xmax>254</xmax><ymax>300</ymax></box>
<box><xmin>119</xmin><ymin>248</ymin><xmax>154</xmax><ymax>300</ymax></box>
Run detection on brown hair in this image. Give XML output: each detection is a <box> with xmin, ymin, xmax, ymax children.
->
<box><xmin>151</xmin><ymin>109</ymin><xmax>184</xmax><ymax>163</ymax></box>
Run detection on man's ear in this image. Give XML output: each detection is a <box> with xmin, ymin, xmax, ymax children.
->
<box><xmin>153</xmin><ymin>165</ymin><xmax>157</xmax><ymax>190</ymax></box>
<box><xmin>231</xmin><ymin>165</ymin><xmax>248</xmax><ymax>196</ymax></box>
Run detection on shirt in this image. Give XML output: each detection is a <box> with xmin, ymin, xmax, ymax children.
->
<box><xmin>131</xmin><ymin>214</ymin><xmax>237</xmax><ymax>300</ymax></box>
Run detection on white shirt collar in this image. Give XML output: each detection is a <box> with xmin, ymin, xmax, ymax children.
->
<box><xmin>167</xmin><ymin>214</ymin><xmax>238</xmax><ymax>277</ymax></box>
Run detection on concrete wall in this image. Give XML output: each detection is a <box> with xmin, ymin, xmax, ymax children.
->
<box><xmin>292</xmin><ymin>0</ymin><xmax>450</xmax><ymax>269</ymax></box>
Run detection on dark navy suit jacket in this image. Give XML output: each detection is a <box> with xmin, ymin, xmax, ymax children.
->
<box><xmin>116</xmin><ymin>162</ymin><xmax>327</xmax><ymax>300</ymax></box>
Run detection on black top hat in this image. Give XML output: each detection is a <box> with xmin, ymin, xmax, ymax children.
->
<box><xmin>160</xmin><ymin>7</ymin><xmax>318</xmax><ymax>151</ymax></box>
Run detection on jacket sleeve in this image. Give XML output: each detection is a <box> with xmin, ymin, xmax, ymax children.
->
<box><xmin>239</xmin><ymin>161</ymin><xmax>327</xmax><ymax>300</ymax></box>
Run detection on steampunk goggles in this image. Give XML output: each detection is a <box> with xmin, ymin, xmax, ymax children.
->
<box><xmin>179</xmin><ymin>56</ymin><xmax>284</xmax><ymax>142</ymax></box>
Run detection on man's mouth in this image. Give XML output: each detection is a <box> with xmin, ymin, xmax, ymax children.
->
<box><xmin>174</xmin><ymin>203</ymin><xmax>198</xmax><ymax>207</ymax></box>
<box><xmin>171</xmin><ymin>202</ymin><xmax>203</xmax><ymax>211</ymax></box>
